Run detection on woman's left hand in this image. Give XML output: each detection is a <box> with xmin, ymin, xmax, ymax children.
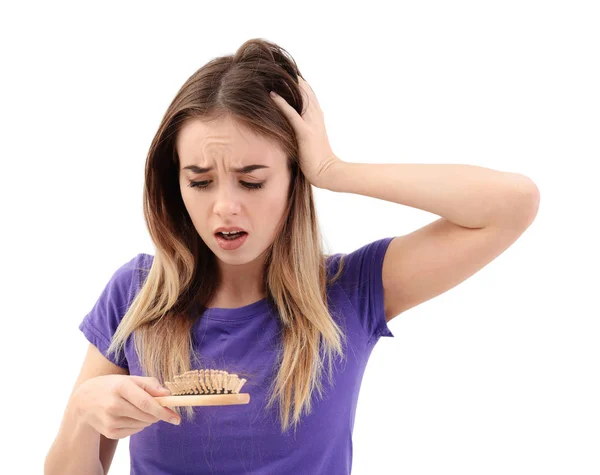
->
<box><xmin>269</xmin><ymin>76</ymin><xmax>342</xmax><ymax>189</ymax></box>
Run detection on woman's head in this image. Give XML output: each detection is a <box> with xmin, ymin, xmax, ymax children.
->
<box><xmin>144</xmin><ymin>38</ymin><xmax>309</xmax><ymax>285</ymax></box>
<box><xmin>176</xmin><ymin>114</ymin><xmax>292</xmax><ymax>281</ymax></box>
<box><xmin>108</xmin><ymin>38</ymin><xmax>346</xmax><ymax>434</ymax></box>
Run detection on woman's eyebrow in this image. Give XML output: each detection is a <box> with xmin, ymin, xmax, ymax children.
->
<box><xmin>182</xmin><ymin>164</ymin><xmax>270</xmax><ymax>173</ymax></box>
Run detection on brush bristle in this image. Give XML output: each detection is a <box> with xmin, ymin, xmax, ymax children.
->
<box><xmin>164</xmin><ymin>369</ymin><xmax>247</xmax><ymax>395</ymax></box>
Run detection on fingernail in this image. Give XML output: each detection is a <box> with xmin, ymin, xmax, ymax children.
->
<box><xmin>270</xmin><ymin>91</ymin><xmax>277</xmax><ymax>97</ymax></box>
<box><xmin>170</xmin><ymin>418</ymin><xmax>180</xmax><ymax>425</ymax></box>
<box><xmin>157</xmin><ymin>386</ymin><xmax>170</xmax><ymax>393</ymax></box>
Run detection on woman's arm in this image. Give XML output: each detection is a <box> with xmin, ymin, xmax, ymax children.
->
<box><xmin>44</xmin><ymin>393</ymin><xmax>105</xmax><ymax>475</ymax></box>
<box><xmin>45</xmin><ymin>343</ymin><xmax>129</xmax><ymax>475</ymax></box>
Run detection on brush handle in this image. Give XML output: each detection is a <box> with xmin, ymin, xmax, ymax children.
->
<box><xmin>154</xmin><ymin>393</ymin><xmax>250</xmax><ymax>407</ymax></box>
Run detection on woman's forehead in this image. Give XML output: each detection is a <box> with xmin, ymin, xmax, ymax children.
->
<box><xmin>177</xmin><ymin>118</ymin><xmax>285</xmax><ymax>167</ymax></box>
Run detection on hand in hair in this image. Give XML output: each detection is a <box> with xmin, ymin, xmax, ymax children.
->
<box><xmin>269</xmin><ymin>76</ymin><xmax>343</xmax><ymax>189</ymax></box>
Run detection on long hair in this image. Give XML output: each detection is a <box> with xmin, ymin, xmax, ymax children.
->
<box><xmin>107</xmin><ymin>38</ymin><xmax>346</xmax><ymax>433</ymax></box>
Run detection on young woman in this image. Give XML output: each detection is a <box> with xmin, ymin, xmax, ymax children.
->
<box><xmin>45</xmin><ymin>38</ymin><xmax>539</xmax><ymax>475</ymax></box>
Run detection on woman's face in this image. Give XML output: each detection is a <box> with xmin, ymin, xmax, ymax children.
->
<box><xmin>177</xmin><ymin>115</ymin><xmax>291</xmax><ymax>267</ymax></box>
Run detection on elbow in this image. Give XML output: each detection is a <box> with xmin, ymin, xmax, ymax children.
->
<box><xmin>516</xmin><ymin>175</ymin><xmax>540</xmax><ymax>225</ymax></box>
<box><xmin>500</xmin><ymin>174</ymin><xmax>540</xmax><ymax>227</ymax></box>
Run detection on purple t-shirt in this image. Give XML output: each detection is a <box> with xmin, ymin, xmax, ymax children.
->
<box><xmin>79</xmin><ymin>237</ymin><xmax>395</xmax><ymax>475</ymax></box>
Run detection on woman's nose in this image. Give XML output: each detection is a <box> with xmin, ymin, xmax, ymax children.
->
<box><xmin>213</xmin><ymin>184</ymin><xmax>242</xmax><ymax>215</ymax></box>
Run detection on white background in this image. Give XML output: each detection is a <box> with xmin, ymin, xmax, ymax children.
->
<box><xmin>1</xmin><ymin>1</ymin><xmax>598</xmax><ymax>474</ymax></box>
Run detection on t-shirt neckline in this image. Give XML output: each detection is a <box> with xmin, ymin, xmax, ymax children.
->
<box><xmin>199</xmin><ymin>296</ymin><xmax>272</xmax><ymax>321</ymax></box>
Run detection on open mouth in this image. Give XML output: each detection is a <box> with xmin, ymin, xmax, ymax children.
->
<box><xmin>215</xmin><ymin>231</ymin><xmax>248</xmax><ymax>241</ymax></box>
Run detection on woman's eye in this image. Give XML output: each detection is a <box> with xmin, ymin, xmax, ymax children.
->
<box><xmin>243</xmin><ymin>182</ymin><xmax>264</xmax><ymax>190</ymax></box>
<box><xmin>188</xmin><ymin>180</ymin><xmax>211</xmax><ymax>189</ymax></box>
<box><xmin>188</xmin><ymin>180</ymin><xmax>264</xmax><ymax>191</ymax></box>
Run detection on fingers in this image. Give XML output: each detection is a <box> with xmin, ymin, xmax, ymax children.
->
<box><xmin>298</xmin><ymin>76</ymin><xmax>320</xmax><ymax>109</ymax></box>
<box><xmin>112</xmin><ymin>415</ymin><xmax>154</xmax><ymax>430</ymax></box>
<box><xmin>117</xmin><ymin>379</ymin><xmax>181</xmax><ymax>425</ymax></box>
<box><xmin>271</xmin><ymin>77</ymin><xmax>320</xmax><ymax>125</ymax></box>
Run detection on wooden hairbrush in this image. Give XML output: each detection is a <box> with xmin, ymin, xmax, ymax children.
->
<box><xmin>154</xmin><ymin>369</ymin><xmax>250</xmax><ymax>407</ymax></box>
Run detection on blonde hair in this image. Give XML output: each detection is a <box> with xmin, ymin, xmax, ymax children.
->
<box><xmin>107</xmin><ymin>38</ymin><xmax>347</xmax><ymax>434</ymax></box>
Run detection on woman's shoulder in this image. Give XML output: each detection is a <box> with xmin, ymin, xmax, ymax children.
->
<box><xmin>324</xmin><ymin>237</ymin><xmax>395</xmax><ymax>278</ymax></box>
<box><xmin>113</xmin><ymin>252</ymin><xmax>154</xmax><ymax>282</ymax></box>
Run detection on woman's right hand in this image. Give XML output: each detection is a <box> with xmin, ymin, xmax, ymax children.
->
<box><xmin>74</xmin><ymin>374</ymin><xmax>182</xmax><ymax>440</ymax></box>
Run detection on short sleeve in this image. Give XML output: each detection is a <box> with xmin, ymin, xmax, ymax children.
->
<box><xmin>329</xmin><ymin>237</ymin><xmax>396</xmax><ymax>342</ymax></box>
<box><xmin>78</xmin><ymin>254</ymin><xmax>149</xmax><ymax>369</ymax></box>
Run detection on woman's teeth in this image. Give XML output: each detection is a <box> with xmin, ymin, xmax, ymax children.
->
<box><xmin>219</xmin><ymin>231</ymin><xmax>246</xmax><ymax>240</ymax></box>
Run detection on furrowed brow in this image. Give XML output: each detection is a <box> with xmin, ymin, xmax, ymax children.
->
<box><xmin>183</xmin><ymin>164</ymin><xmax>269</xmax><ymax>173</ymax></box>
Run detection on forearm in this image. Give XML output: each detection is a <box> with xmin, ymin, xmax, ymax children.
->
<box><xmin>44</xmin><ymin>397</ymin><xmax>104</xmax><ymax>475</ymax></box>
<box><xmin>322</xmin><ymin>162</ymin><xmax>539</xmax><ymax>229</ymax></box>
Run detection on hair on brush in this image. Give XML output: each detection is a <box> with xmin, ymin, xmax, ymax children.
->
<box><xmin>154</xmin><ymin>369</ymin><xmax>249</xmax><ymax>407</ymax></box>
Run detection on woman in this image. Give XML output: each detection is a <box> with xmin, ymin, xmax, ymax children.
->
<box><xmin>45</xmin><ymin>38</ymin><xmax>539</xmax><ymax>475</ymax></box>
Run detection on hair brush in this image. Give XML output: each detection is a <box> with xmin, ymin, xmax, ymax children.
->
<box><xmin>153</xmin><ymin>369</ymin><xmax>250</xmax><ymax>407</ymax></box>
